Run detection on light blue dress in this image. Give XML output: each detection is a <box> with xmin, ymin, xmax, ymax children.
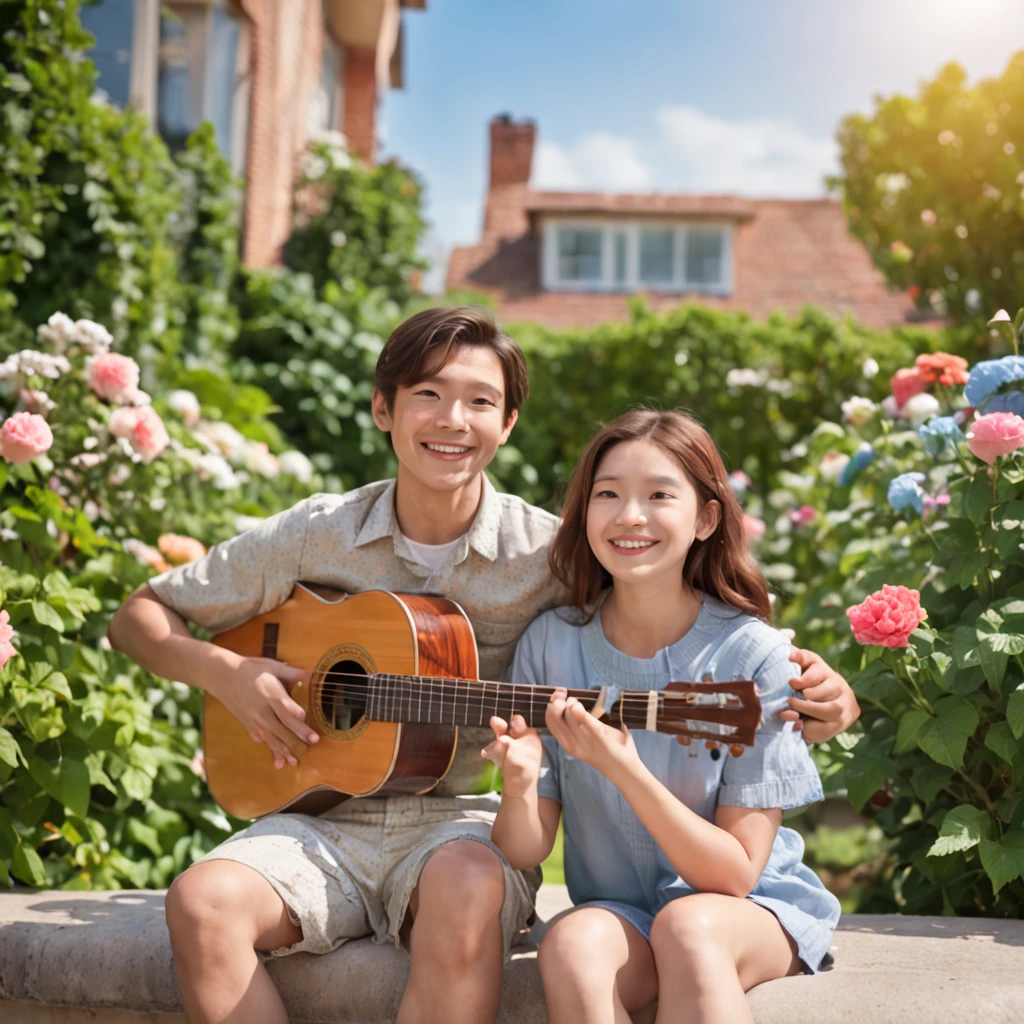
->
<box><xmin>509</xmin><ymin>593</ymin><xmax>841</xmax><ymax>973</ymax></box>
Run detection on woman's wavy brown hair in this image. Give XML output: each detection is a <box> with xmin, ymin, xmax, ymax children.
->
<box><xmin>549</xmin><ymin>408</ymin><xmax>772</xmax><ymax>623</ymax></box>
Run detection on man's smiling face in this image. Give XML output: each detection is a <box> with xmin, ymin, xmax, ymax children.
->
<box><xmin>372</xmin><ymin>344</ymin><xmax>518</xmax><ymax>494</ymax></box>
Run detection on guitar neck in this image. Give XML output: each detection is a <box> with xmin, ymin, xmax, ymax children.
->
<box><xmin>364</xmin><ymin>674</ymin><xmax>607</xmax><ymax>729</ymax></box>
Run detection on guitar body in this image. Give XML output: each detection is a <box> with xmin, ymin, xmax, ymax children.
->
<box><xmin>205</xmin><ymin>586</ymin><xmax>478</xmax><ymax>819</ymax></box>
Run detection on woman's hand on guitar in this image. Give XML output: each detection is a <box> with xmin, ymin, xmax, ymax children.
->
<box><xmin>481</xmin><ymin>714</ymin><xmax>543</xmax><ymax>799</ymax></box>
<box><xmin>545</xmin><ymin>688</ymin><xmax>639</xmax><ymax>781</ymax></box>
<box><xmin>217</xmin><ymin>654</ymin><xmax>318</xmax><ymax>770</ymax></box>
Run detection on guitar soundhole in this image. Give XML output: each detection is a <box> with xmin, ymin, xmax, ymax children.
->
<box><xmin>322</xmin><ymin>659</ymin><xmax>368</xmax><ymax>732</ymax></box>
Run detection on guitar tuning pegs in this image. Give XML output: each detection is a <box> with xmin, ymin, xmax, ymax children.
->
<box><xmin>729</xmin><ymin>745</ymin><xmax>745</xmax><ymax>758</ymax></box>
<box><xmin>676</xmin><ymin>736</ymin><xmax>692</xmax><ymax>746</ymax></box>
<box><xmin>704</xmin><ymin>740</ymin><xmax>718</xmax><ymax>749</ymax></box>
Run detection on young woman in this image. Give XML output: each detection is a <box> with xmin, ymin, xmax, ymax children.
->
<box><xmin>482</xmin><ymin>409</ymin><xmax>840</xmax><ymax>1024</ymax></box>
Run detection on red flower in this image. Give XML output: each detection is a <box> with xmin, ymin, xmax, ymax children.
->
<box><xmin>915</xmin><ymin>352</ymin><xmax>969</xmax><ymax>387</ymax></box>
<box><xmin>846</xmin><ymin>585</ymin><xmax>927</xmax><ymax>648</ymax></box>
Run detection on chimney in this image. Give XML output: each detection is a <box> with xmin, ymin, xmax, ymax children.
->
<box><xmin>489</xmin><ymin>114</ymin><xmax>536</xmax><ymax>189</ymax></box>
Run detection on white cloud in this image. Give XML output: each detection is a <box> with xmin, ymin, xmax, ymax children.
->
<box><xmin>533</xmin><ymin>133</ymin><xmax>654</xmax><ymax>191</ymax></box>
<box><xmin>654</xmin><ymin>105</ymin><xmax>836</xmax><ymax>197</ymax></box>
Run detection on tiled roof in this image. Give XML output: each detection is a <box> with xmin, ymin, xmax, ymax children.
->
<box><xmin>446</xmin><ymin>186</ymin><xmax>919</xmax><ymax>331</ymax></box>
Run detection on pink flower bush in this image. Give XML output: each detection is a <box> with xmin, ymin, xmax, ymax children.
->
<box><xmin>88</xmin><ymin>353</ymin><xmax>140</xmax><ymax>404</ymax></box>
<box><xmin>0</xmin><ymin>609</ymin><xmax>16</xmax><ymax>670</ymax></box>
<box><xmin>0</xmin><ymin>412</ymin><xmax>54</xmax><ymax>464</ymax></box>
<box><xmin>966</xmin><ymin>412</ymin><xmax>1024</xmax><ymax>465</ymax></box>
<box><xmin>847</xmin><ymin>585</ymin><xmax>927</xmax><ymax>648</ymax></box>
<box><xmin>109</xmin><ymin>406</ymin><xmax>169</xmax><ymax>463</ymax></box>
<box><xmin>158</xmin><ymin>533</ymin><xmax>207</xmax><ymax>565</ymax></box>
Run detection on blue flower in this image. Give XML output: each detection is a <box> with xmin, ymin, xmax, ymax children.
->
<box><xmin>919</xmin><ymin>416</ymin><xmax>964</xmax><ymax>455</ymax></box>
<box><xmin>838</xmin><ymin>442</ymin><xmax>874</xmax><ymax>487</ymax></box>
<box><xmin>964</xmin><ymin>355</ymin><xmax>1024</xmax><ymax>411</ymax></box>
<box><xmin>982</xmin><ymin>390</ymin><xmax>1024</xmax><ymax>416</ymax></box>
<box><xmin>888</xmin><ymin>472</ymin><xmax>927</xmax><ymax>513</ymax></box>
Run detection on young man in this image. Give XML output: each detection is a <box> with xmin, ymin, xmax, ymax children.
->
<box><xmin>108</xmin><ymin>306</ymin><xmax>858</xmax><ymax>1024</ymax></box>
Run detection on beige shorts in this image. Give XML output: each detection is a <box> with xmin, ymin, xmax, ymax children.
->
<box><xmin>195</xmin><ymin>794</ymin><xmax>537</xmax><ymax>959</ymax></box>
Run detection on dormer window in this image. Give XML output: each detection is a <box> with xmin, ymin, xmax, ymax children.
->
<box><xmin>542</xmin><ymin>220</ymin><xmax>733</xmax><ymax>295</ymax></box>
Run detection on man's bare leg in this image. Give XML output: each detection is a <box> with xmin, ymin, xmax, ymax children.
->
<box><xmin>397</xmin><ymin>841</ymin><xmax>507</xmax><ymax>1024</ymax></box>
<box><xmin>165</xmin><ymin>860</ymin><xmax>303</xmax><ymax>1024</ymax></box>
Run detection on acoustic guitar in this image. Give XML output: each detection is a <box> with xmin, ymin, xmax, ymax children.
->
<box><xmin>205</xmin><ymin>585</ymin><xmax>762</xmax><ymax>819</ymax></box>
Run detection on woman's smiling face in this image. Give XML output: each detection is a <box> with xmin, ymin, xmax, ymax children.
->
<box><xmin>586</xmin><ymin>439</ymin><xmax>720</xmax><ymax>587</ymax></box>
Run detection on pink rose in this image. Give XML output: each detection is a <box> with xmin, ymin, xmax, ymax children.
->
<box><xmin>846</xmin><ymin>585</ymin><xmax>927</xmax><ymax>648</ymax></box>
<box><xmin>109</xmin><ymin>406</ymin><xmax>169</xmax><ymax>463</ymax></box>
<box><xmin>966</xmin><ymin>412</ymin><xmax>1024</xmax><ymax>465</ymax></box>
<box><xmin>890</xmin><ymin>367</ymin><xmax>927</xmax><ymax>410</ymax></box>
<box><xmin>158</xmin><ymin>533</ymin><xmax>207</xmax><ymax>565</ymax></box>
<box><xmin>88</xmin><ymin>353</ymin><xmax>141</xmax><ymax>404</ymax></box>
<box><xmin>0</xmin><ymin>412</ymin><xmax>54</xmax><ymax>464</ymax></box>
<box><xmin>788</xmin><ymin>504</ymin><xmax>817</xmax><ymax>528</ymax></box>
<box><xmin>743</xmin><ymin>514</ymin><xmax>766</xmax><ymax>540</ymax></box>
<box><xmin>0</xmin><ymin>609</ymin><xmax>16</xmax><ymax>670</ymax></box>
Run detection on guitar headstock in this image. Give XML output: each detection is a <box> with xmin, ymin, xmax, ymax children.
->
<box><xmin>608</xmin><ymin>679</ymin><xmax>761</xmax><ymax>754</ymax></box>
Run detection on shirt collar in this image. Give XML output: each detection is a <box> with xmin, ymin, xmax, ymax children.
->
<box><xmin>353</xmin><ymin>475</ymin><xmax>502</xmax><ymax>562</ymax></box>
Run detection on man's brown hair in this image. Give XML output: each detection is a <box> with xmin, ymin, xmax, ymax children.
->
<box><xmin>374</xmin><ymin>306</ymin><xmax>528</xmax><ymax>422</ymax></box>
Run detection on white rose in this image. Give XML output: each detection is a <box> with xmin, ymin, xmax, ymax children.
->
<box><xmin>903</xmin><ymin>392</ymin><xmax>941</xmax><ymax>426</ymax></box>
<box><xmin>862</xmin><ymin>357</ymin><xmax>880</xmax><ymax>379</ymax></box>
<box><xmin>279</xmin><ymin>450</ymin><xmax>314</xmax><ymax>483</ymax></box>
<box><xmin>37</xmin><ymin>312</ymin><xmax>78</xmax><ymax>351</ymax></box>
<box><xmin>840</xmin><ymin>396</ymin><xmax>878</xmax><ymax>427</ymax></box>
<box><xmin>73</xmin><ymin>319</ymin><xmax>114</xmax><ymax>354</ymax></box>
<box><xmin>168</xmin><ymin>389</ymin><xmax>201</xmax><ymax>427</ymax></box>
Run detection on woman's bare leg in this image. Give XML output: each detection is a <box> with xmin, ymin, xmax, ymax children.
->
<box><xmin>165</xmin><ymin>860</ymin><xmax>303</xmax><ymax>1024</ymax></box>
<box><xmin>538</xmin><ymin>907</ymin><xmax>659</xmax><ymax>1024</ymax></box>
<box><xmin>649</xmin><ymin>893</ymin><xmax>801</xmax><ymax>1024</ymax></box>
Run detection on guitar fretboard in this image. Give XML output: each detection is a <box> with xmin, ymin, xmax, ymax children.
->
<box><xmin>363</xmin><ymin>674</ymin><xmax>607</xmax><ymax>728</ymax></box>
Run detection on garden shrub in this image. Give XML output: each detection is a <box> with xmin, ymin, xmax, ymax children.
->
<box><xmin>0</xmin><ymin>317</ymin><xmax>319</xmax><ymax>889</ymax></box>
<box><xmin>746</xmin><ymin>314</ymin><xmax>1024</xmax><ymax>916</ymax></box>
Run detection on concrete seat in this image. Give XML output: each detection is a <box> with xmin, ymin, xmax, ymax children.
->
<box><xmin>1</xmin><ymin>885</ymin><xmax>1022</xmax><ymax>1023</ymax></box>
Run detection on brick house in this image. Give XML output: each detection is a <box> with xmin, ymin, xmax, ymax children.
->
<box><xmin>81</xmin><ymin>0</ymin><xmax>426</xmax><ymax>267</ymax></box>
<box><xmin>447</xmin><ymin>116</ymin><xmax>917</xmax><ymax>330</ymax></box>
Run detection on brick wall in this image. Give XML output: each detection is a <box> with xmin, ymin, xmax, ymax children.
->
<box><xmin>343</xmin><ymin>45</ymin><xmax>378</xmax><ymax>163</ymax></box>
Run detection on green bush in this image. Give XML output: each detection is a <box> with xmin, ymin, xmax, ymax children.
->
<box><xmin>0</xmin><ymin>0</ymin><xmax>184</xmax><ymax>364</ymax></box>
<box><xmin>496</xmin><ymin>303</ymin><xmax>939</xmax><ymax>509</ymax></box>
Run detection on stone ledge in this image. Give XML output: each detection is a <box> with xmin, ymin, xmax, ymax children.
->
<box><xmin>1</xmin><ymin>887</ymin><xmax>1022</xmax><ymax>1024</ymax></box>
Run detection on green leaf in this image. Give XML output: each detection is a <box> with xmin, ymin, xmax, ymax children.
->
<box><xmin>120</xmin><ymin>766</ymin><xmax>153</xmax><ymax>802</ymax></box>
<box><xmin>984</xmin><ymin>633</ymin><xmax>1024</xmax><ymax>655</ymax></box>
<box><xmin>0</xmin><ymin>727</ymin><xmax>22</xmax><ymax>768</ymax></box>
<box><xmin>1008</xmin><ymin>689</ymin><xmax>1024</xmax><ymax>740</ymax></box>
<box><xmin>917</xmin><ymin>696</ymin><xmax>979</xmax><ymax>769</ymax></box>
<box><xmin>12</xmin><ymin>843</ymin><xmax>46</xmax><ymax>887</ymax></box>
<box><xmin>928</xmin><ymin>806</ymin><xmax>991</xmax><ymax>856</ymax></box>
<box><xmin>27</xmin><ymin>757</ymin><xmax>91</xmax><ymax>818</ymax></box>
<box><xmin>978</xmin><ymin>636</ymin><xmax>1009</xmax><ymax>688</ymax></box>
<box><xmin>979</xmin><ymin>831</ymin><xmax>1024</xmax><ymax>894</ymax></box>
<box><xmin>30</xmin><ymin>601</ymin><xmax>65</xmax><ymax>633</ymax></box>
<box><xmin>952</xmin><ymin>627</ymin><xmax>980</xmax><ymax>669</ymax></box>
<box><xmin>126</xmin><ymin>820</ymin><xmax>163</xmax><ymax>858</ymax></box>
<box><xmin>41</xmin><ymin>671</ymin><xmax>72</xmax><ymax>701</ymax></box>
<box><xmin>0</xmin><ymin>858</ymin><xmax>10</xmax><ymax>888</ymax></box>
<box><xmin>965</xmin><ymin>474</ymin><xmax>993</xmax><ymax>524</ymax></box>
<box><xmin>985</xmin><ymin>721</ymin><xmax>1019</xmax><ymax>763</ymax></box>
<box><xmin>894</xmin><ymin>709</ymin><xmax>930</xmax><ymax>754</ymax></box>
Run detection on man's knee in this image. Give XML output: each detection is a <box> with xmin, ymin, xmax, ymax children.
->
<box><xmin>419</xmin><ymin>841</ymin><xmax>506</xmax><ymax>915</ymax></box>
<box><xmin>166</xmin><ymin>862</ymin><xmax>257</xmax><ymax>944</ymax></box>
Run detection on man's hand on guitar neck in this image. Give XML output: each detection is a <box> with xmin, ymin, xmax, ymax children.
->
<box><xmin>781</xmin><ymin>647</ymin><xmax>861</xmax><ymax>744</ymax></box>
<box><xmin>108</xmin><ymin>584</ymin><xmax>318</xmax><ymax>770</ymax></box>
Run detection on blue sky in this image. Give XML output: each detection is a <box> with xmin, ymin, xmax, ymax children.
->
<box><xmin>382</xmin><ymin>0</ymin><xmax>1024</xmax><ymax>285</ymax></box>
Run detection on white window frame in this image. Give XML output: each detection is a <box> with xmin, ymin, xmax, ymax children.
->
<box><xmin>541</xmin><ymin>218</ymin><xmax>734</xmax><ymax>296</ymax></box>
